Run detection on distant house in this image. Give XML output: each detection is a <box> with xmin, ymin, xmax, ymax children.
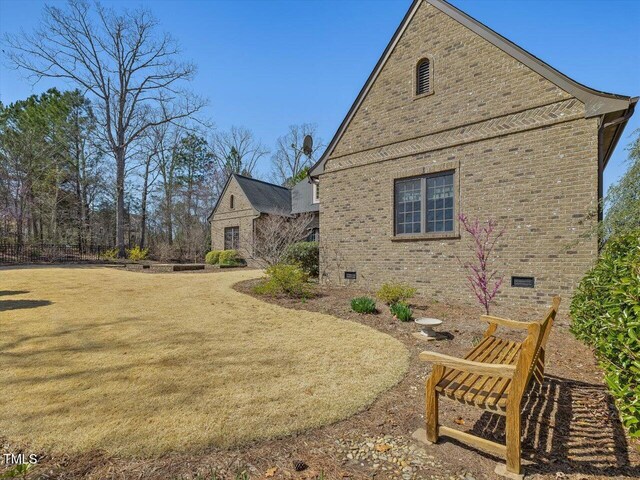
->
<box><xmin>208</xmin><ymin>174</ymin><xmax>319</xmax><ymax>262</ymax></box>
<box><xmin>305</xmin><ymin>0</ymin><xmax>636</xmax><ymax>309</ymax></box>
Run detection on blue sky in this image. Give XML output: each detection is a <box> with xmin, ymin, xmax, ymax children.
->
<box><xmin>1</xmin><ymin>0</ymin><xmax>638</xmax><ymax>193</ymax></box>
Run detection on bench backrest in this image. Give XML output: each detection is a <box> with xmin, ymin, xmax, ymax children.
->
<box><xmin>512</xmin><ymin>296</ymin><xmax>561</xmax><ymax>397</ymax></box>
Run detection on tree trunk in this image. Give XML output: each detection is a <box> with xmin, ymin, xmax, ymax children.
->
<box><xmin>115</xmin><ymin>147</ymin><xmax>126</xmax><ymax>257</ymax></box>
<box><xmin>165</xmin><ymin>190</ymin><xmax>173</xmax><ymax>245</ymax></box>
<box><xmin>140</xmin><ymin>156</ymin><xmax>151</xmax><ymax>250</ymax></box>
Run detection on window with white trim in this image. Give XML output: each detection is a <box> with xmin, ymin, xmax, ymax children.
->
<box><xmin>394</xmin><ymin>171</ymin><xmax>454</xmax><ymax>235</ymax></box>
<box><xmin>312</xmin><ymin>182</ymin><xmax>320</xmax><ymax>204</ymax></box>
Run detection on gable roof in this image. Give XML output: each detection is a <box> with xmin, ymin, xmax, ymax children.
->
<box><xmin>310</xmin><ymin>0</ymin><xmax>637</xmax><ymax>176</ymax></box>
<box><xmin>208</xmin><ymin>174</ymin><xmax>292</xmax><ymax>221</ymax></box>
<box><xmin>234</xmin><ymin>174</ymin><xmax>292</xmax><ymax>215</ymax></box>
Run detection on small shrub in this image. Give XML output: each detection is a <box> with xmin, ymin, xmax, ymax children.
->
<box><xmin>126</xmin><ymin>246</ymin><xmax>149</xmax><ymax>261</ymax></box>
<box><xmin>253</xmin><ymin>279</ymin><xmax>280</xmax><ymax>296</ymax></box>
<box><xmin>101</xmin><ymin>247</ymin><xmax>119</xmax><ymax>260</ymax></box>
<box><xmin>285</xmin><ymin>241</ymin><xmax>319</xmax><ymax>277</ymax></box>
<box><xmin>219</xmin><ymin>249</ymin><xmax>240</xmax><ymax>266</ymax></box>
<box><xmin>570</xmin><ymin>229</ymin><xmax>640</xmax><ymax>437</ymax></box>
<box><xmin>390</xmin><ymin>302</ymin><xmax>413</xmax><ymax>322</ymax></box>
<box><xmin>458</xmin><ymin>214</ymin><xmax>505</xmax><ymax>314</ymax></box>
<box><xmin>205</xmin><ymin>250</ymin><xmax>222</xmax><ymax>265</ymax></box>
<box><xmin>376</xmin><ymin>282</ymin><xmax>417</xmax><ymax>305</ymax></box>
<box><xmin>254</xmin><ymin>263</ymin><xmax>311</xmax><ymax>298</ymax></box>
<box><xmin>351</xmin><ymin>296</ymin><xmax>377</xmax><ymax>314</ymax></box>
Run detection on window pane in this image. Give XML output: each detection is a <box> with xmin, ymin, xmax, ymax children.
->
<box><xmin>426</xmin><ymin>173</ymin><xmax>454</xmax><ymax>233</ymax></box>
<box><xmin>224</xmin><ymin>226</ymin><xmax>239</xmax><ymax>250</ymax></box>
<box><xmin>395</xmin><ymin>178</ymin><xmax>422</xmax><ymax>235</ymax></box>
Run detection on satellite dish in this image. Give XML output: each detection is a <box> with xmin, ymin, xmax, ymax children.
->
<box><xmin>302</xmin><ymin>135</ymin><xmax>313</xmax><ymax>156</ymax></box>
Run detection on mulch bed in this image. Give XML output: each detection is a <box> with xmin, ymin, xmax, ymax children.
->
<box><xmin>2</xmin><ymin>278</ymin><xmax>638</xmax><ymax>480</ymax></box>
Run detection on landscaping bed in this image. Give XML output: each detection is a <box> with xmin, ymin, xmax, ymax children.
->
<box><xmin>229</xmin><ymin>279</ymin><xmax>640</xmax><ymax>480</ymax></box>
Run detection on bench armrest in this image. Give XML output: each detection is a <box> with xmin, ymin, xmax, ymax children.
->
<box><xmin>480</xmin><ymin>315</ymin><xmax>532</xmax><ymax>329</ymax></box>
<box><xmin>420</xmin><ymin>351</ymin><xmax>516</xmax><ymax>378</ymax></box>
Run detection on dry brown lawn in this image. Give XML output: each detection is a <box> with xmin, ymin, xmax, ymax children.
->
<box><xmin>0</xmin><ymin>267</ymin><xmax>409</xmax><ymax>456</ymax></box>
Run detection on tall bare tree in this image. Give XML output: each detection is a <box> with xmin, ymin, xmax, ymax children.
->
<box><xmin>270</xmin><ymin>123</ymin><xmax>323</xmax><ymax>187</ymax></box>
<box><xmin>210</xmin><ymin>126</ymin><xmax>268</xmax><ymax>196</ymax></box>
<box><xmin>5</xmin><ymin>0</ymin><xmax>205</xmax><ymax>256</ymax></box>
<box><xmin>137</xmin><ymin>133</ymin><xmax>161</xmax><ymax>250</ymax></box>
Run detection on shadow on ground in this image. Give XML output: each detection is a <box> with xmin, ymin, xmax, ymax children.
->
<box><xmin>0</xmin><ymin>299</ymin><xmax>52</xmax><ymax>312</ymax></box>
<box><xmin>454</xmin><ymin>375</ymin><xmax>639</xmax><ymax>477</ymax></box>
<box><xmin>0</xmin><ymin>290</ymin><xmax>30</xmax><ymax>296</ymax></box>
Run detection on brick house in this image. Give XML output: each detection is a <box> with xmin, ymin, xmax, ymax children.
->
<box><xmin>307</xmin><ymin>0</ymin><xmax>636</xmax><ymax>309</ymax></box>
<box><xmin>208</xmin><ymin>174</ymin><xmax>319</xmax><ymax>263</ymax></box>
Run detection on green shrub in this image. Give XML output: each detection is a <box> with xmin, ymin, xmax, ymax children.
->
<box><xmin>570</xmin><ymin>229</ymin><xmax>640</xmax><ymax>437</ymax></box>
<box><xmin>205</xmin><ymin>250</ymin><xmax>222</xmax><ymax>265</ymax></box>
<box><xmin>253</xmin><ymin>279</ymin><xmax>279</xmax><ymax>296</ymax></box>
<box><xmin>376</xmin><ymin>282</ymin><xmax>417</xmax><ymax>305</ymax></box>
<box><xmin>253</xmin><ymin>263</ymin><xmax>311</xmax><ymax>298</ymax></box>
<box><xmin>219</xmin><ymin>249</ymin><xmax>240</xmax><ymax>266</ymax></box>
<box><xmin>351</xmin><ymin>296</ymin><xmax>377</xmax><ymax>314</ymax></box>
<box><xmin>101</xmin><ymin>247</ymin><xmax>119</xmax><ymax>260</ymax></box>
<box><xmin>390</xmin><ymin>302</ymin><xmax>413</xmax><ymax>322</ymax></box>
<box><xmin>126</xmin><ymin>246</ymin><xmax>149</xmax><ymax>261</ymax></box>
<box><xmin>285</xmin><ymin>241</ymin><xmax>319</xmax><ymax>277</ymax></box>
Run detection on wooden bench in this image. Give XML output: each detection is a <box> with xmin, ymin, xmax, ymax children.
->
<box><xmin>418</xmin><ymin>296</ymin><xmax>561</xmax><ymax>479</ymax></box>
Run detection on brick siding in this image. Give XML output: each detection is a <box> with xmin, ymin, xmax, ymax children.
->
<box><xmin>318</xmin><ymin>2</ymin><xmax>599</xmax><ymax>313</ymax></box>
<box><xmin>210</xmin><ymin>177</ymin><xmax>258</xmax><ymax>262</ymax></box>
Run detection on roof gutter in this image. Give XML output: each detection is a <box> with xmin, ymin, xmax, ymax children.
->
<box><xmin>596</xmin><ymin>97</ymin><xmax>637</xmax><ymax>223</ymax></box>
<box><xmin>601</xmin><ymin>97</ymin><xmax>638</xmax><ymax>170</ymax></box>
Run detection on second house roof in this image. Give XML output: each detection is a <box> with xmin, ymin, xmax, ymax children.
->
<box><xmin>233</xmin><ymin>174</ymin><xmax>292</xmax><ymax>215</ymax></box>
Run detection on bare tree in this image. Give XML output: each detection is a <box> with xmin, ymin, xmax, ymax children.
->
<box><xmin>151</xmin><ymin>121</ymin><xmax>184</xmax><ymax>246</ymax></box>
<box><xmin>5</xmin><ymin>0</ymin><xmax>205</xmax><ymax>256</ymax></box>
<box><xmin>136</xmin><ymin>136</ymin><xmax>161</xmax><ymax>250</ymax></box>
<box><xmin>210</xmin><ymin>126</ymin><xmax>268</xmax><ymax>196</ymax></box>
<box><xmin>270</xmin><ymin>123</ymin><xmax>323</xmax><ymax>187</ymax></box>
<box><xmin>253</xmin><ymin>212</ymin><xmax>315</xmax><ymax>266</ymax></box>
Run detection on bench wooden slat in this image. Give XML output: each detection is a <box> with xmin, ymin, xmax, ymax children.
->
<box><xmin>472</xmin><ymin>341</ymin><xmax>521</xmax><ymax>407</ymax></box>
<box><xmin>435</xmin><ymin>337</ymin><xmax>521</xmax><ymax>409</ymax></box>
<box><xmin>437</xmin><ymin>336</ymin><xmax>503</xmax><ymax>394</ymax></box>
<box><xmin>462</xmin><ymin>339</ymin><xmax>521</xmax><ymax>405</ymax></box>
<box><xmin>437</xmin><ymin>336</ymin><xmax>499</xmax><ymax>391</ymax></box>
<box><xmin>452</xmin><ymin>338</ymin><xmax>512</xmax><ymax>401</ymax></box>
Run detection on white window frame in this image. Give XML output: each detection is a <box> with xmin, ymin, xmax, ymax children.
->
<box><xmin>312</xmin><ymin>182</ymin><xmax>320</xmax><ymax>204</ymax></box>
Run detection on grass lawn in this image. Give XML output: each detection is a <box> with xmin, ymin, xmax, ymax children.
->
<box><xmin>0</xmin><ymin>267</ymin><xmax>409</xmax><ymax>456</ymax></box>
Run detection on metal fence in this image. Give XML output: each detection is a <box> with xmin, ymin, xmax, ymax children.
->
<box><xmin>0</xmin><ymin>242</ymin><xmax>113</xmax><ymax>265</ymax></box>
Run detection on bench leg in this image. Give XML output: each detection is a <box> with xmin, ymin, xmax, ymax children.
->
<box><xmin>505</xmin><ymin>404</ymin><xmax>522</xmax><ymax>475</ymax></box>
<box><xmin>425</xmin><ymin>365</ymin><xmax>443</xmax><ymax>443</ymax></box>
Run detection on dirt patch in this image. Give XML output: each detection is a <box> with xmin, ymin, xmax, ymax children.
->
<box><xmin>1</xmin><ymin>276</ymin><xmax>638</xmax><ymax>479</ymax></box>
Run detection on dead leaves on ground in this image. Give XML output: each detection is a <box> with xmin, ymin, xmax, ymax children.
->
<box><xmin>265</xmin><ymin>466</ymin><xmax>278</xmax><ymax>477</ymax></box>
<box><xmin>374</xmin><ymin>443</ymin><xmax>392</xmax><ymax>452</ymax></box>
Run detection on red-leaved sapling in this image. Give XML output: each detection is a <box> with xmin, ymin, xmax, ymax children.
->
<box><xmin>458</xmin><ymin>213</ymin><xmax>505</xmax><ymax>314</ymax></box>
